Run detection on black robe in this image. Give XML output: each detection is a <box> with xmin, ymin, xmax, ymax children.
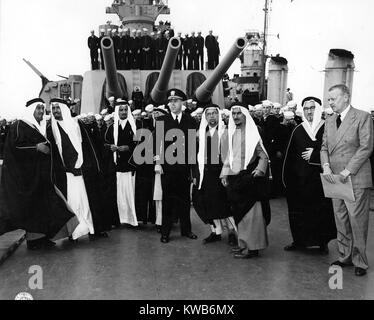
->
<box><xmin>192</xmin><ymin>127</ymin><xmax>231</xmax><ymax>224</ymax></box>
<box><xmin>134</xmin><ymin>120</ymin><xmax>156</xmax><ymax>224</ymax></box>
<box><xmin>47</xmin><ymin>121</ymin><xmax>111</xmax><ymax>234</ymax></box>
<box><xmin>0</xmin><ymin>121</ymin><xmax>76</xmax><ymax>238</ymax></box>
<box><xmin>283</xmin><ymin>123</ymin><xmax>336</xmax><ymax>246</ymax></box>
<box><xmin>102</xmin><ymin>122</ymin><xmax>137</xmax><ymax>226</ymax></box>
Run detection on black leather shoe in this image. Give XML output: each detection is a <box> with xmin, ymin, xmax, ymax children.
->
<box><xmin>160</xmin><ymin>236</ymin><xmax>169</xmax><ymax>243</ymax></box>
<box><xmin>43</xmin><ymin>239</ymin><xmax>56</xmax><ymax>248</ymax></box>
<box><xmin>228</xmin><ymin>233</ymin><xmax>238</xmax><ymax>247</ymax></box>
<box><xmin>26</xmin><ymin>239</ymin><xmax>43</xmax><ymax>251</ymax></box>
<box><xmin>203</xmin><ymin>233</ymin><xmax>221</xmax><ymax>244</ymax></box>
<box><xmin>284</xmin><ymin>243</ymin><xmax>303</xmax><ymax>251</ymax></box>
<box><xmin>68</xmin><ymin>236</ymin><xmax>78</xmax><ymax>244</ymax></box>
<box><xmin>234</xmin><ymin>250</ymin><xmax>259</xmax><ymax>259</ymax></box>
<box><xmin>330</xmin><ymin>260</ymin><xmax>354</xmax><ymax>268</ymax></box>
<box><xmin>182</xmin><ymin>232</ymin><xmax>198</xmax><ymax>240</ymax></box>
<box><xmin>355</xmin><ymin>267</ymin><xmax>367</xmax><ymax>276</ymax></box>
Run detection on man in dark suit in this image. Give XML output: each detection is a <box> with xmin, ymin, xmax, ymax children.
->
<box><xmin>98</xmin><ymin>29</ymin><xmax>106</xmax><ymax>70</ymax></box>
<box><xmin>196</xmin><ymin>31</ymin><xmax>205</xmax><ymax>70</ymax></box>
<box><xmin>188</xmin><ymin>32</ymin><xmax>199</xmax><ymax>70</ymax></box>
<box><xmin>112</xmin><ymin>29</ymin><xmax>121</xmax><ymax>69</ymax></box>
<box><xmin>205</xmin><ymin>30</ymin><xmax>216</xmax><ymax>70</ymax></box>
<box><xmin>0</xmin><ymin>117</ymin><xmax>9</xmax><ymax>160</ymax></box>
<box><xmin>182</xmin><ymin>33</ymin><xmax>190</xmax><ymax>70</ymax></box>
<box><xmin>88</xmin><ymin>30</ymin><xmax>99</xmax><ymax>70</ymax></box>
<box><xmin>321</xmin><ymin>84</ymin><xmax>373</xmax><ymax>277</ymax></box>
<box><xmin>155</xmin><ymin>89</ymin><xmax>198</xmax><ymax>243</ymax></box>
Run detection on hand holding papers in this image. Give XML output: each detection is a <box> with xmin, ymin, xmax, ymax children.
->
<box><xmin>320</xmin><ymin>174</ymin><xmax>355</xmax><ymax>202</ymax></box>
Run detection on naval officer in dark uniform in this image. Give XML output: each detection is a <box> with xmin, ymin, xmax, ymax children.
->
<box><xmin>88</xmin><ymin>30</ymin><xmax>100</xmax><ymax>70</ymax></box>
<box><xmin>156</xmin><ymin>89</ymin><xmax>198</xmax><ymax>243</ymax></box>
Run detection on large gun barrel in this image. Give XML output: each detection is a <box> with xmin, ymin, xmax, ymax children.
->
<box><xmin>151</xmin><ymin>37</ymin><xmax>181</xmax><ymax>104</ymax></box>
<box><xmin>195</xmin><ymin>38</ymin><xmax>247</xmax><ymax>103</ymax></box>
<box><xmin>101</xmin><ymin>36</ymin><xmax>123</xmax><ymax>99</ymax></box>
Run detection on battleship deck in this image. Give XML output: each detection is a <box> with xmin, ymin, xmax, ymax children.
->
<box><xmin>0</xmin><ymin>198</ymin><xmax>373</xmax><ymax>300</ymax></box>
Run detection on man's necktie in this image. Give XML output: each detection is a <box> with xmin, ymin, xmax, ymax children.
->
<box><xmin>175</xmin><ymin>115</ymin><xmax>179</xmax><ymax>126</ymax></box>
<box><xmin>336</xmin><ymin>115</ymin><xmax>342</xmax><ymax>129</ymax></box>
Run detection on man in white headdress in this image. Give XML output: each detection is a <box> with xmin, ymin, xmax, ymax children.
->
<box><xmin>104</xmin><ymin>100</ymin><xmax>138</xmax><ymax>226</ymax></box>
<box><xmin>48</xmin><ymin>98</ymin><xmax>110</xmax><ymax>241</ymax></box>
<box><xmin>0</xmin><ymin>98</ymin><xmax>78</xmax><ymax>250</ymax></box>
<box><xmin>283</xmin><ymin>97</ymin><xmax>336</xmax><ymax>253</ymax></box>
<box><xmin>287</xmin><ymin>101</ymin><xmax>303</xmax><ymax>124</ymax></box>
<box><xmin>192</xmin><ymin>104</ymin><xmax>236</xmax><ymax>245</ymax></box>
<box><xmin>220</xmin><ymin>103</ymin><xmax>270</xmax><ymax>259</ymax></box>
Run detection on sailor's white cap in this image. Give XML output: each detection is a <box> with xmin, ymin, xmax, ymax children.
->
<box><xmin>128</xmin><ymin>100</ymin><xmax>133</xmax><ymax>104</ymax></box>
<box><xmin>141</xmin><ymin>112</ymin><xmax>147</xmax><ymax>117</ymax></box>
<box><xmin>195</xmin><ymin>107</ymin><xmax>204</xmax><ymax>114</ymax></box>
<box><xmin>254</xmin><ymin>104</ymin><xmax>263</xmax><ymax>111</ymax></box>
<box><xmin>247</xmin><ymin>105</ymin><xmax>255</xmax><ymax>111</ymax></box>
<box><xmin>222</xmin><ymin>109</ymin><xmax>231</xmax><ymax>116</ymax></box>
<box><xmin>104</xmin><ymin>115</ymin><xmax>112</xmax><ymax>122</ymax></box>
<box><xmin>262</xmin><ymin>100</ymin><xmax>273</xmax><ymax>107</ymax></box>
<box><xmin>145</xmin><ymin>104</ymin><xmax>154</xmax><ymax>112</ymax></box>
<box><xmin>95</xmin><ymin>114</ymin><xmax>103</xmax><ymax>121</ymax></box>
<box><xmin>283</xmin><ymin>111</ymin><xmax>294</xmax><ymax>120</ymax></box>
<box><xmin>287</xmin><ymin>100</ymin><xmax>297</xmax><ymax>108</ymax></box>
<box><xmin>273</xmin><ymin>102</ymin><xmax>282</xmax><ymax>108</ymax></box>
<box><xmin>187</xmin><ymin>99</ymin><xmax>193</xmax><ymax>104</ymax></box>
<box><xmin>108</xmin><ymin>96</ymin><xmax>115</xmax><ymax>102</ymax></box>
<box><xmin>100</xmin><ymin>109</ymin><xmax>108</xmax><ymax>116</ymax></box>
<box><xmin>87</xmin><ymin>112</ymin><xmax>94</xmax><ymax>117</ymax></box>
<box><xmin>132</xmin><ymin>109</ymin><xmax>141</xmax><ymax>115</ymax></box>
<box><xmin>143</xmin><ymin>28</ymin><xmax>148</xmax><ymax>32</ymax></box>
<box><xmin>81</xmin><ymin>113</ymin><xmax>87</xmax><ymax>118</ymax></box>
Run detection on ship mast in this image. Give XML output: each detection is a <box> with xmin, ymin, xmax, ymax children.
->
<box><xmin>260</xmin><ymin>0</ymin><xmax>270</xmax><ymax>100</ymax></box>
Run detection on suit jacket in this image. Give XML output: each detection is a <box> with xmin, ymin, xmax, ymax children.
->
<box><xmin>156</xmin><ymin>112</ymin><xmax>197</xmax><ymax>174</ymax></box>
<box><xmin>321</xmin><ymin>106</ymin><xmax>373</xmax><ymax>189</ymax></box>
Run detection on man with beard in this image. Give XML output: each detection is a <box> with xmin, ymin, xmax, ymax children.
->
<box><xmin>48</xmin><ymin>99</ymin><xmax>110</xmax><ymax>241</ymax></box>
<box><xmin>221</xmin><ymin>103</ymin><xmax>270</xmax><ymax>259</ymax></box>
<box><xmin>104</xmin><ymin>100</ymin><xmax>138</xmax><ymax>227</ymax></box>
<box><xmin>193</xmin><ymin>105</ymin><xmax>236</xmax><ymax>245</ymax></box>
<box><xmin>156</xmin><ymin>89</ymin><xmax>198</xmax><ymax>243</ymax></box>
<box><xmin>283</xmin><ymin>97</ymin><xmax>336</xmax><ymax>253</ymax></box>
<box><xmin>0</xmin><ymin>98</ymin><xmax>78</xmax><ymax>250</ymax></box>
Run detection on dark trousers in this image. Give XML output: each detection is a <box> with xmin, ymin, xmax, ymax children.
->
<box><xmin>176</xmin><ymin>54</ymin><xmax>183</xmax><ymax>70</ymax></box>
<box><xmin>90</xmin><ymin>50</ymin><xmax>99</xmax><ymax>70</ymax></box>
<box><xmin>198</xmin><ymin>51</ymin><xmax>204</xmax><ymax>70</ymax></box>
<box><xmin>183</xmin><ymin>53</ymin><xmax>188</xmax><ymax>70</ymax></box>
<box><xmin>207</xmin><ymin>50</ymin><xmax>215</xmax><ymax>70</ymax></box>
<box><xmin>161</xmin><ymin>170</ymin><xmax>192</xmax><ymax>237</ymax></box>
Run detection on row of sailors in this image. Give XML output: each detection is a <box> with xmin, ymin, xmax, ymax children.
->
<box><xmin>0</xmin><ymin>85</ymin><xmax>371</xmax><ymax>278</ymax></box>
<box><xmin>88</xmin><ymin>28</ymin><xmax>220</xmax><ymax>71</ymax></box>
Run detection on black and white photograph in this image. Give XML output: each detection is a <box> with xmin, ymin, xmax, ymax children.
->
<box><xmin>1</xmin><ymin>0</ymin><xmax>374</xmax><ymax>307</ymax></box>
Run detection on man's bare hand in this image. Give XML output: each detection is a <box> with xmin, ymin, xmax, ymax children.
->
<box><xmin>322</xmin><ymin>166</ymin><xmax>335</xmax><ymax>184</ymax></box>
<box><xmin>117</xmin><ymin>145</ymin><xmax>129</xmax><ymax>152</ymax></box>
<box><xmin>221</xmin><ymin>177</ymin><xmax>228</xmax><ymax>187</ymax></box>
<box><xmin>301</xmin><ymin>148</ymin><xmax>313</xmax><ymax>161</ymax></box>
<box><xmin>36</xmin><ymin>142</ymin><xmax>50</xmax><ymax>155</ymax></box>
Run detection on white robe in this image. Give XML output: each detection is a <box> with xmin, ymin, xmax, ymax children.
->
<box><xmin>66</xmin><ymin>173</ymin><xmax>95</xmax><ymax>240</ymax></box>
<box><xmin>117</xmin><ymin>172</ymin><xmax>138</xmax><ymax>226</ymax></box>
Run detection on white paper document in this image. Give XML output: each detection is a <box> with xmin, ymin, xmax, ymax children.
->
<box><xmin>320</xmin><ymin>174</ymin><xmax>355</xmax><ymax>202</ymax></box>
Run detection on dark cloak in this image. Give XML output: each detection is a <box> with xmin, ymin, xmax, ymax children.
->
<box><xmin>47</xmin><ymin>121</ymin><xmax>111</xmax><ymax>233</ymax></box>
<box><xmin>192</xmin><ymin>127</ymin><xmax>231</xmax><ymax>224</ymax></box>
<box><xmin>282</xmin><ymin>123</ymin><xmax>337</xmax><ymax>246</ymax></box>
<box><xmin>0</xmin><ymin>120</ymin><xmax>77</xmax><ymax>238</ymax></box>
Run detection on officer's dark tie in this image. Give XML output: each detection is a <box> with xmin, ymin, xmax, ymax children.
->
<box><xmin>175</xmin><ymin>115</ymin><xmax>179</xmax><ymax>126</ymax></box>
<box><xmin>336</xmin><ymin>115</ymin><xmax>342</xmax><ymax>129</ymax></box>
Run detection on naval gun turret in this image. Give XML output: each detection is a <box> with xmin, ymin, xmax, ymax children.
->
<box><xmin>81</xmin><ymin>36</ymin><xmax>247</xmax><ymax>114</ymax></box>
